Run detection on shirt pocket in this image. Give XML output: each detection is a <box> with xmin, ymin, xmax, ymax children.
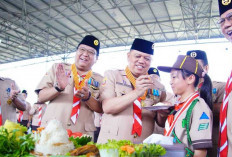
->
<box><xmin>84</xmin><ymin>123</ymin><xmax>96</xmax><ymax>132</ymax></box>
<box><xmin>101</xmin><ymin>116</ymin><xmax>119</xmax><ymax>136</ymax></box>
<box><xmin>115</xmin><ymin>84</ymin><xmax>132</xmax><ymax>97</ymax></box>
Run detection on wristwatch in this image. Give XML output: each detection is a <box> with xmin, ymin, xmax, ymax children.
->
<box><xmin>54</xmin><ymin>85</ymin><xmax>64</xmax><ymax>92</ymax></box>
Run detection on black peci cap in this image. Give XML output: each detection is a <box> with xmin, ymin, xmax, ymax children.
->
<box><xmin>186</xmin><ymin>50</ymin><xmax>208</xmax><ymax>65</ymax></box>
<box><xmin>77</xmin><ymin>35</ymin><xmax>100</xmax><ymax>56</ymax></box>
<box><xmin>22</xmin><ymin>90</ymin><xmax>27</xmax><ymax>94</ymax></box>
<box><xmin>218</xmin><ymin>0</ymin><xmax>232</xmax><ymax>16</ymax></box>
<box><xmin>130</xmin><ymin>38</ymin><xmax>154</xmax><ymax>55</ymax></box>
<box><xmin>148</xmin><ymin>67</ymin><xmax>160</xmax><ymax>77</ymax></box>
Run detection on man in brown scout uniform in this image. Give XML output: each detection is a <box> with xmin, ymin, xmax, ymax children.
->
<box><xmin>217</xmin><ymin>1</ymin><xmax>232</xmax><ymax>156</ymax></box>
<box><xmin>97</xmin><ymin>38</ymin><xmax>166</xmax><ymax>144</ymax></box>
<box><xmin>17</xmin><ymin>90</ymin><xmax>32</xmax><ymax>128</ymax></box>
<box><xmin>0</xmin><ymin>77</ymin><xmax>27</xmax><ymax>125</ymax></box>
<box><xmin>186</xmin><ymin>50</ymin><xmax>226</xmax><ymax>157</ymax></box>
<box><xmin>35</xmin><ymin>35</ymin><xmax>103</xmax><ymax>138</ymax></box>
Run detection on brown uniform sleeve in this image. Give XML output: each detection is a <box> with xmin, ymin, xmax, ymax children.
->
<box><xmin>213</xmin><ymin>81</ymin><xmax>226</xmax><ymax>104</ymax></box>
<box><xmin>190</xmin><ymin>99</ymin><xmax>213</xmax><ymax>149</ymax></box>
<box><xmin>100</xmin><ymin>70</ymin><xmax>116</xmax><ymax>102</ymax></box>
<box><xmin>26</xmin><ymin>102</ymin><xmax>31</xmax><ymax>114</ymax></box>
<box><xmin>29</xmin><ymin>104</ymin><xmax>36</xmax><ymax>115</ymax></box>
<box><xmin>35</xmin><ymin>64</ymin><xmax>56</xmax><ymax>94</ymax></box>
<box><xmin>12</xmin><ymin>81</ymin><xmax>24</xmax><ymax>108</ymax></box>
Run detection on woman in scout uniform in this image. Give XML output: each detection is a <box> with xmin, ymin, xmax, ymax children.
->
<box><xmin>186</xmin><ymin>50</ymin><xmax>226</xmax><ymax>157</ymax></box>
<box><xmin>158</xmin><ymin>55</ymin><xmax>213</xmax><ymax>157</ymax></box>
<box><xmin>217</xmin><ymin>1</ymin><xmax>232</xmax><ymax>156</ymax></box>
<box><xmin>97</xmin><ymin>38</ymin><xmax>166</xmax><ymax>144</ymax></box>
<box><xmin>29</xmin><ymin>102</ymin><xmax>47</xmax><ymax>131</ymax></box>
<box><xmin>35</xmin><ymin>35</ymin><xmax>103</xmax><ymax>138</ymax></box>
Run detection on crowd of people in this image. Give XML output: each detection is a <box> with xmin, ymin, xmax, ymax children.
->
<box><xmin>0</xmin><ymin>1</ymin><xmax>232</xmax><ymax>156</ymax></box>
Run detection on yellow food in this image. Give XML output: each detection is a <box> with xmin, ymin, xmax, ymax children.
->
<box><xmin>1</xmin><ymin>120</ymin><xmax>27</xmax><ymax>139</ymax></box>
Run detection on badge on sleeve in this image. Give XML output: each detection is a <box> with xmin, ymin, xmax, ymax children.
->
<box><xmin>200</xmin><ymin>112</ymin><xmax>209</xmax><ymax>120</ymax></box>
<box><xmin>6</xmin><ymin>87</ymin><xmax>11</xmax><ymax>95</ymax></box>
<box><xmin>212</xmin><ymin>88</ymin><xmax>217</xmax><ymax>94</ymax></box>
<box><xmin>102</xmin><ymin>77</ymin><xmax>107</xmax><ymax>86</ymax></box>
<box><xmin>198</xmin><ymin>123</ymin><xmax>209</xmax><ymax>131</ymax></box>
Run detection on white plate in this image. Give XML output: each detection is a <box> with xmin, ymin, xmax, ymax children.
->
<box><xmin>142</xmin><ymin>105</ymin><xmax>173</xmax><ymax>111</ymax></box>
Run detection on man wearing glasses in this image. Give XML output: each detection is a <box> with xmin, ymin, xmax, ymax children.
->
<box><xmin>35</xmin><ymin>35</ymin><xmax>103</xmax><ymax>138</ymax></box>
<box><xmin>217</xmin><ymin>1</ymin><xmax>232</xmax><ymax>157</ymax></box>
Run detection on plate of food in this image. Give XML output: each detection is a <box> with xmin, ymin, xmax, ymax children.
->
<box><xmin>143</xmin><ymin>102</ymin><xmax>173</xmax><ymax>111</ymax></box>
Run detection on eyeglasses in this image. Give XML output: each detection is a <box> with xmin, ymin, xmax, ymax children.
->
<box><xmin>217</xmin><ymin>12</ymin><xmax>232</xmax><ymax>25</ymax></box>
<box><xmin>78</xmin><ymin>47</ymin><xmax>96</xmax><ymax>56</ymax></box>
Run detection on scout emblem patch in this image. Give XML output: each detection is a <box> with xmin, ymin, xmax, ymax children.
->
<box><xmin>198</xmin><ymin>123</ymin><xmax>209</xmax><ymax>131</ymax></box>
<box><xmin>222</xmin><ymin>0</ymin><xmax>231</xmax><ymax>5</ymax></box>
<box><xmin>212</xmin><ymin>88</ymin><xmax>217</xmax><ymax>94</ymax></box>
<box><xmin>200</xmin><ymin>112</ymin><xmax>209</xmax><ymax>120</ymax></box>
<box><xmin>190</xmin><ymin>51</ymin><xmax>197</xmax><ymax>58</ymax></box>
<box><xmin>6</xmin><ymin>87</ymin><xmax>11</xmax><ymax>95</ymax></box>
<box><xmin>152</xmin><ymin>43</ymin><xmax>155</xmax><ymax>49</ymax></box>
<box><xmin>6</xmin><ymin>88</ymin><xmax>12</xmax><ymax>105</ymax></box>
<box><xmin>94</xmin><ymin>40</ymin><xmax>99</xmax><ymax>46</ymax></box>
<box><xmin>153</xmin><ymin>68</ymin><xmax>157</xmax><ymax>73</ymax></box>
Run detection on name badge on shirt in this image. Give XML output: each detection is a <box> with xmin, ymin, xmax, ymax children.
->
<box><xmin>116</xmin><ymin>80</ymin><xmax>132</xmax><ymax>88</ymax></box>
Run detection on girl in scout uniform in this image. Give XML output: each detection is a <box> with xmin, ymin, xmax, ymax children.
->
<box><xmin>186</xmin><ymin>50</ymin><xmax>226</xmax><ymax>157</ymax></box>
<box><xmin>158</xmin><ymin>55</ymin><xmax>213</xmax><ymax>157</ymax></box>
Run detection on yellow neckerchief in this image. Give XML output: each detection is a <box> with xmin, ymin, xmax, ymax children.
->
<box><xmin>71</xmin><ymin>64</ymin><xmax>92</xmax><ymax>90</ymax></box>
<box><xmin>125</xmin><ymin>66</ymin><xmax>147</xmax><ymax>100</ymax></box>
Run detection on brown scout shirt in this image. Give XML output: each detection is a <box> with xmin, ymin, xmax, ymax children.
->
<box><xmin>212</xmin><ymin>81</ymin><xmax>226</xmax><ymax>104</ymax></box>
<box><xmin>97</xmin><ymin>70</ymin><xmax>166</xmax><ymax>144</ymax></box>
<box><xmin>208</xmin><ymin>81</ymin><xmax>226</xmax><ymax>157</ymax></box>
<box><xmin>173</xmin><ymin>98</ymin><xmax>213</xmax><ymax>151</ymax></box>
<box><xmin>35</xmin><ymin>63</ymin><xmax>102</xmax><ymax>137</ymax></box>
<box><xmin>0</xmin><ymin>77</ymin><xmax>24</xmax><ymax>124</ymax></box>
<box><xmin>29</xmin><ymin>103</ymin><xmax>47</xmax><ymax>126</ymax></box>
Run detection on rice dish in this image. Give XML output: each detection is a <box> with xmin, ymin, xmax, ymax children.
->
<box><xmin>34</xmin><ymin>119</ymin><xmax>74</xmax><ymax>155</ymax></box>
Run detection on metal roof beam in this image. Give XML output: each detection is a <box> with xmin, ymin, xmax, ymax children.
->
<box><xmin>146</xmin><ymin>0</ymin><xmax>168</xmax><ymax>41</ymax></box>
